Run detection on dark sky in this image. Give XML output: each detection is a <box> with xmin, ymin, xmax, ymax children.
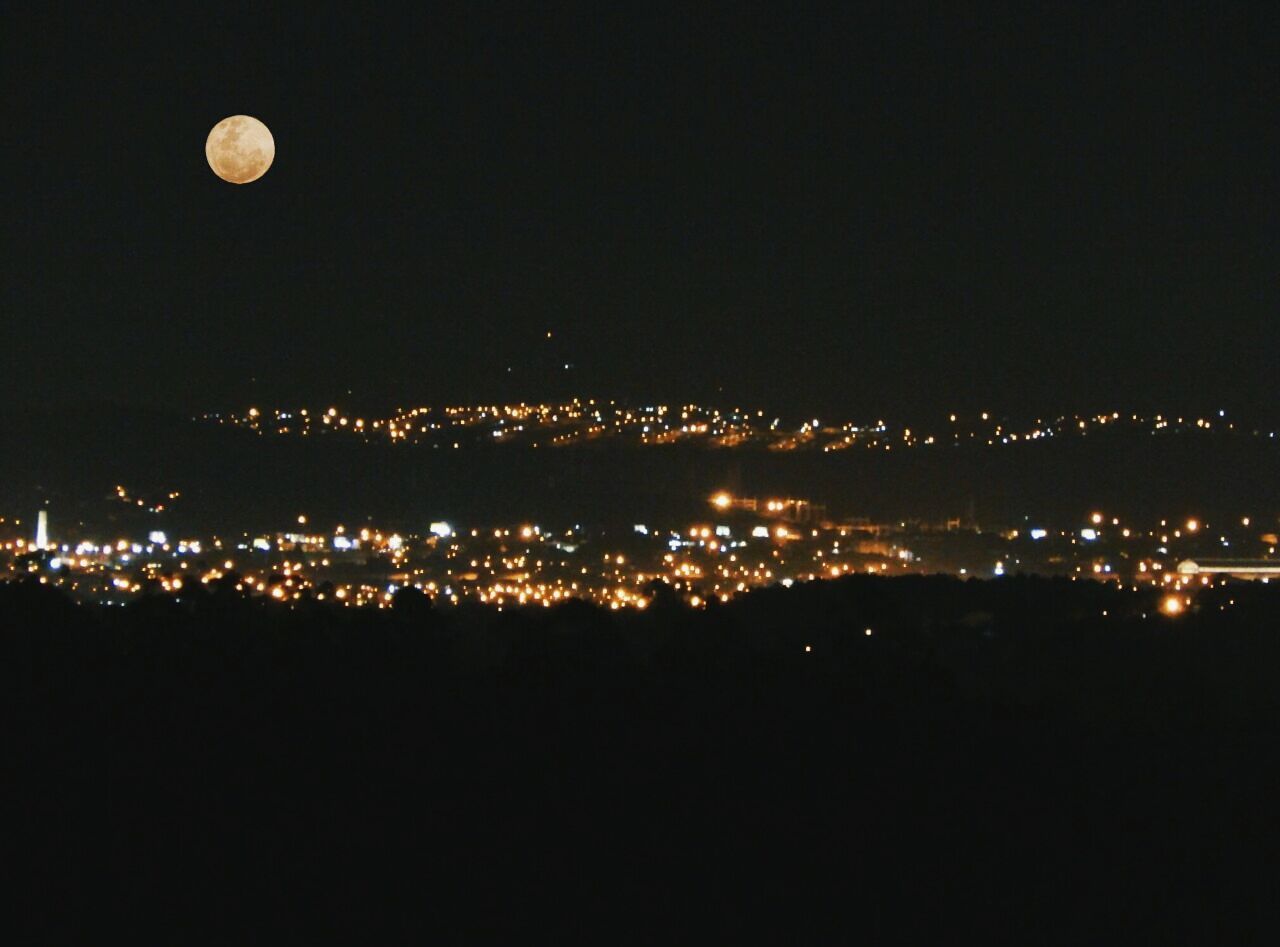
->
<box><xmin>3</xmin><ymin>2</ymin><xmax>1277</xmax><ymax>420</ymax></box>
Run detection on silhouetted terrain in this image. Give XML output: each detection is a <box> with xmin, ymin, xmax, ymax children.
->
<box><xmin>4</xmin><ymin>574</ymin><xmax>1280</xmax><ymax>940</ymax></box>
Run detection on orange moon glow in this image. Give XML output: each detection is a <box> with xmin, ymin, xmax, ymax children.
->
<box><xmin>205</xmin><ymin>115</ymin><xmax>275</xmax><ymax>184</ymax></box>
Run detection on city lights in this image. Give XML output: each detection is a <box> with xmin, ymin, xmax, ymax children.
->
<box><xmin>202</xmin><ymin>401</ymin><xmax>1275</xmax><ymax>455</ymax></box>
<box><xmin>3</xmin><ymin>495</ymin><xmax>1270</xmax><ymax>615</ymax></box>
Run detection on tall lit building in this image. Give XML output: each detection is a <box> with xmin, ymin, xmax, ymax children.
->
<box><xmin>35</xmin><ymin>509</ymin><xmax>49</xmax><ymax>550</ymax></box>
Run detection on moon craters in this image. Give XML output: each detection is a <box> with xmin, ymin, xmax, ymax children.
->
<box><xmin>206</xmin><ymin>115</ymin><xmax>274</xmax><ymax>184</ymax></box>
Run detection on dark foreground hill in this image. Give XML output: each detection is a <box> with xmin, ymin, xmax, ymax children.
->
<box><xmin>4</xmin><ymin>575</ymin><xmax>1280</xmax><ymax>941</ymax></box>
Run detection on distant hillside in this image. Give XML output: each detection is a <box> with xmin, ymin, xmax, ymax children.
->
<box><xmin>2</xmin><ymin>406</ymin><xmax>1279</xmax><ymax>537</ymax></box>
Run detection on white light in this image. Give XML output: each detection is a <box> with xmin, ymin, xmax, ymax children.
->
<box><xmin>333</xmin><ymin>535</ymin><xmax>353</xmax><ymax>550</ymax></box>
<box><xmin>752</xmin><ymin>526</ymin><xmax>770</xmax><ymax>538</ymax></box>
<box><xmin>429</xmin><ymin>521</ymin><xmax>453</xmax><ymax>538</ymax></box>
<box><xmin>148</xmin><ymin>530</ymin><xmax>167</xmax><ymax>545</ymax></box>
<box><xmin>1081</xmin><ymin>528</ymin><xmax>1098</xmax><ymax>541</ymax></box>
<box><xmin>1030</xmin><ymin>528</ymin><xmax>1047</xmax><ymax>540</ymax></box>
<box><xmin>715</xmin><ymin>526</ymin><xmax>731</xmax><ymax>537</ymax></box>
<box><xmin>633</xmin><ymin>524</ymin><xmax>648</xmax><ymax>535</ymax></box>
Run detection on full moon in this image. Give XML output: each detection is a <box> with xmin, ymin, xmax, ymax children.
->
<box><xmin>205</xmin><ymin>115</ymin><xmax>275</xmax><ymax>184</ymax></box>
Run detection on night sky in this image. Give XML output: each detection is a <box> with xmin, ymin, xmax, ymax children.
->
<box><xmin>4</xmin><ymin>3</ymin><xmax>1278</xmax><ymax>420</ymax></box>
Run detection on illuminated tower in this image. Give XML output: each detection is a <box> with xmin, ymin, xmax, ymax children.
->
<box><xmin>35</xmin><ymin>509</ymin><xmax>49</xmax><ymax>550</ymax></box>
